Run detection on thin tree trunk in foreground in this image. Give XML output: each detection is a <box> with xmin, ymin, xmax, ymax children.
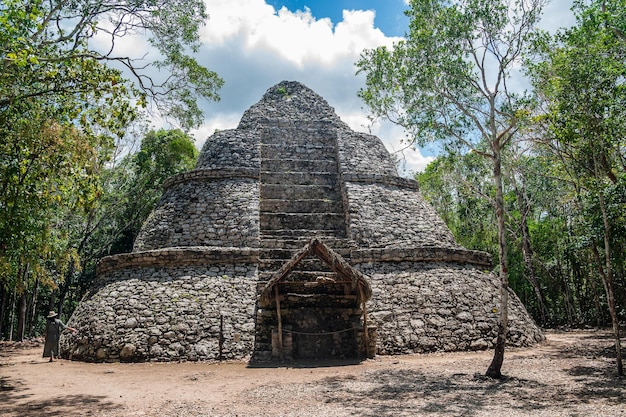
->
<box><xmin>15</xmin><ymin>292</ymin><xmax>27</xmax><ymax>342</ymax></box>
<box><xmin>486</xmin><ymin>151</ymin><xmax>509</xmax><ymax>379</ymax></box>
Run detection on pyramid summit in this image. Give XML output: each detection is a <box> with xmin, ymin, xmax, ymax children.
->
<box><xmin>63</xmin><ymin>81</ymin><xmax>543</xmax><ymax>362</ymax></box>
<box><xmin>238</xmin><ymin>81</ymin><xmax>346</xmax><ymax>129</ymax></box>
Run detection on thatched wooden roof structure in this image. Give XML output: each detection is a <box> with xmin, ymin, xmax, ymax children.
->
<box><xmin>259</xmin><ymin>238</ymin><xmax>372</xmax><ymax>305</ymax></box>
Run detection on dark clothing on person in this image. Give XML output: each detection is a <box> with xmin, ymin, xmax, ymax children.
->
<box><xmin>43</xmin><ymin>318</ymin><xmax>68</xmax><ymax>358</ymax></box>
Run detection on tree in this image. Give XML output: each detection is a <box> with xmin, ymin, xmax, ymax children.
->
<box><xmin>529</xmin><ymin>0</ymin><xmax>625</xmax><ymax>376</ymax></box>
<box><xmin>50</xmin><ymin>129</ymin><xmax>199</xmax><ymax>320</ymax></box>
<box><xmin>416</xmin><ymin>152</ymin><xmax>498</xmax><ymax>255</ymax></box>
<box><xmin>357</xmin><ymin>0</ymin><xmax>546</xmax><ymax>378</ymax></box>
<box><xmin>0</xmin><ymin>100</ymin><xmax>96</xmax><ymax>340</ymax></box>
<box><xmin>0</xmin><ymin>1</ymin><xmax>221</xmax><ymax>338</ymax></box>
<box><xmin>417</xmin><ymin>151</ymin><xmax>551</xmax><ymax>325</ymax></box>
<box><xmin>113</xmin><ymin>128</ymin><xmax>200</xmax><ymax>253</ymax></box>
<box><xmin>0</xmin><ymin>0</ymin><xmax>223</xmax><ymax>130</ymax></box>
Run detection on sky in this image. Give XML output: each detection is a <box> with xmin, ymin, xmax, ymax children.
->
<box><xmin>142</xmin><ymin>0</ymin><xmax>576</xmax><ymax>176</ymax></box>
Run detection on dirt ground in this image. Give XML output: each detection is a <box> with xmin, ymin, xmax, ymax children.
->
<box><xmin>1</xmin><ymin>330</ymin><xmax>624</xmax><ymax>417</ymax></box>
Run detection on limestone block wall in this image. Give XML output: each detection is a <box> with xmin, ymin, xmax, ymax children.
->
<box><xmin>195</xmin><ymin>129</ymin><xmax>260</xmax><ymax>170</ymax></box>
<box><xmin>344</xmin><ymin>181</ymin><xmax>460</xmax><ymax>249</ymax></box>
<box><xmin>337</xmin><ymin>130</ymin><xmax>398</xmax><ymax>176</ymax></box>
<box><xmin>62</xmin><ymin>262</ymin><xmax>258</xmax><ymax>362</ymax></box>
<box><xmin>237</xmin><ymin>83</ymin><xmax>345</xmax><ymax>130</ymax></box>
<box><xmin>356</xmin><ymin>261</ymin><xmax>544</xmax><ymax>354</ymax></box>
<box><xmin>134</xmin><ymin>174</ymin><xmax>260</xmax><ymax>251</ymax></box>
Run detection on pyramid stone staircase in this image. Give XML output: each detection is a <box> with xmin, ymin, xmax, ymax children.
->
<box><xmin>258</xmin><ymin>121</ymin><xmax>352</xmax><ymax>272</ymax></box>
<box><xmin>255</xmin><ymin>121</ymin><xmax>364</xmax><ymax>360</ymax></box>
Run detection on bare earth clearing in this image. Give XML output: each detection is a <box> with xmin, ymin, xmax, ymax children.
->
<box><xmin>1</xmin><ymin>330</ymin><xmax>624</xmax><ymax>417</ymax></box>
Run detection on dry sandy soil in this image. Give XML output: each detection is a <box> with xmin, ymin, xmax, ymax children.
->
<box><xmin>1</xmin><ymin>330</ymin><xmax>625</xmax><ymax>417</ymax></box>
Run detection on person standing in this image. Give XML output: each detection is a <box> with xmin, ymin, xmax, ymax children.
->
<box><xmin>43</xmin><ymin>311</ymin><xmax>77</xmax><ymax>362</ymax></box>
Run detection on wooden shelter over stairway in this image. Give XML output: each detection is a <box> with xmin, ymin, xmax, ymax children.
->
<box><xmin>258</xmin><ymin>238</ymin><xmax>373</xmax><ymax>360</ymax></box>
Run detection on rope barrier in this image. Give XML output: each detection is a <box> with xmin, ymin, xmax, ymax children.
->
<box><xmin>278</xmin><ymin>327</ymin><xmax>356</xmax><ymax>336</ymax></box>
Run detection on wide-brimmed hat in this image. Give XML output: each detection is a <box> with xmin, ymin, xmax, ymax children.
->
<box><xmin>47</xmin><ymin>311</ymin><xmax>58</xmax><ymax>318</ymax></box>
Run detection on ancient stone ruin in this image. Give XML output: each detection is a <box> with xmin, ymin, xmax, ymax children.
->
<box><xmin>63</xmin><ymin>81</ymin><xmax>543</xmax><ymax>362</ymax></box>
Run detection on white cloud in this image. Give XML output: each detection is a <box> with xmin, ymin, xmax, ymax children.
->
<box><xmin>89</xmin><ymin>1</ymin><xmax>434</xmax><ymax>175</ymax></box>
<box><xmin>93</xmin><ymin>1</ymin><xmax>574</xmax><ymax>177</ymax></box>
<box><xmin>539</xmin><ymin>0</ymin><xmax>576</xmax><ymax>33</ymax></box>
<box><xmin>190</xmin><ymin>0</ymin><xmax>432</xmax><ymax>175</ymax></box>
<box><xmin>190</xmin><ymin>112</ymin><xmax>242</xmax><ymax>144</ymax></box>
<box><xmin>201</xmin><ymin>2</ymin><xmax>395</xmax><ymax>67</ymax></box>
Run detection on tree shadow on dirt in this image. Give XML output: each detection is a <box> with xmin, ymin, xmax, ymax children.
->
<box><xmin>315</xmin><ymin>363</ymin><xmax>625</xmax><ymax>417</ymax></box>
<box><xmin>551</xmin><ymin>331</ymin><xmax>620</xmax><ymax>360</ymax></box>
<box><xmin>0</xmin><ymin>375</ymin><xmax>120</xmax><ymax>417</ymax></box>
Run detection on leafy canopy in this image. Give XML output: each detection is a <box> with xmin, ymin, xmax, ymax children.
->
<box><xmin>357</xmin><ymin>0</ymin><xmax>545</xmax><ymax>155</ymax></box>
<box><xmin>0</xmin><ymin>0</ymin><xmax>223</xmax><ymax>130</ymax></box>
<box><xmin>0</xmin><ymin>1</ymin><xmax>221</xmax><ymax>294</ymax></box>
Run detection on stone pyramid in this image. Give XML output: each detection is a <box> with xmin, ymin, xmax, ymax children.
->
<box><xmin>63</xmin><ymin>81</ymin><xmax>543</xmax><ymax>362</ymax></box>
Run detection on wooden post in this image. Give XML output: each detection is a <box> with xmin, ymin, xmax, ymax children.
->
<box><xmin>219</xmin><ymin>313</ymin><xmax>224</xmax><ymax>360</ymax></box>
<box><xmin>359</xmin><ymin>285</ymin><xmax>370</xmax><ymax>358</ymax></box>
<box><xmin>274</xmin><ymin>285</ymin><xmax>284</xmax><ymax>361</ymax></box>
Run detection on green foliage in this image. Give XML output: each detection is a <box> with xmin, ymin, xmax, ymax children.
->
<box><xmin>117</xmin><ymin>129</ymin><xmax>199</xmax><ymax>251</ymax></box>
<box><xmin>135</xmin><ymin>129</ymin><xmax>199</xmax><ymax>189</ymax></box>
<box><xmin>416</xmin><ymin>152</ymin><xmax>497</xmax><ymax>255</ymax></box>
<box><xmin>529</xmin><ymin>0</ymin><xmax>626</xmax><ymax>341</ymax></box>
<box><xmin>357</xmin><ymin>0</ymin><xmax>543</xmax><ymax>153</ymax></box>
<box><xmin>0</xmin><ymin>0</ymin><xmax>220</xmax><ymax>338</ymax></box>
<box><xmin>0</xmin><ymin>0</ymin><xmax>223</xmax><ymax>131</ymax></box>
<box><xmin>416</xmin><ymin>0</ymin><xmax>626</xmax><ymax>333</ymax></box>
<box><xmin>359</xmin><ymin>0</ymin><xmax>547</xmax><ymax>376</ymax></box>
<box><xmin>0</xmin><ymin>101</ymin><xmax>107</xmax><ymax>292</ymax></box>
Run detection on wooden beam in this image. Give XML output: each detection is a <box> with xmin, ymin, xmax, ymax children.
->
<box><xmin>359</xmin><ymin>285</ymin><xmax>370</xmax><ymax>359</ymax></box>
<box><xmin>274</xmin><ymin>285</ymin><xmax>284</xmax><ymax>361</ymax></box>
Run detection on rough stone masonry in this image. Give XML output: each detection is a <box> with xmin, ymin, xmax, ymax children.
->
<box><xmin>62</xmin><ymin>81</ymin><xmax>543</xmax><ymax>363</ymax></box>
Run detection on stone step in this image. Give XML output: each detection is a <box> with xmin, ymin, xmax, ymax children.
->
<box><xmin>261</xmin><ymin>158</ymin><xmax>337</xmax><ymax>173</ymax></box>
<box><xmin>259</xmin><ymin>143</ymin><xmax>336</xmax><ymax>160</ymax></box>
<box><xmin>259</xmin><ymin>198</ymin><xmax>343</xmax><ymax>214</ymax></box>
<box><xmin>260</xmin><ymin>212</ymin><xmax>346</xmax><ymax>233</ymax></box>
<box><xmin>258</xmin><ymin>257</ymin><xmax>335</xmax><ymax>272</ymax></box>
<box><xmin>259</xmin><ymin>246</ymin><xmax>352</xmax><ymax>261</ymax></box>
<box><xmin>259</xmin><ymin>236</ymin><xmax>354</xmax><ymax>251</ymax></box>
<box><xmin>259</xmin><ymin>171</ymin><xmax>338</xmax><ymax>187</ymax></box>
<box><xmin>259</xmin><ymin>228</ymin><xmax>347</xmax><ymax>239</ymax></box>
<box><xmin>260</xmin><ymin>127</ymin><xmax>337</xmax><ymax>146</ymax></box>
<box><xmin>260</xmin><ymin>184</ymin><xmax>341</xmax><ymax>200</ymax></box>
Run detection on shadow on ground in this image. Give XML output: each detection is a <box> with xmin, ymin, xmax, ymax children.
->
<box><xmin>314</xmin><ymin>361</ymin><xmax>625</xmax><ymax>417</ymax></box>
<box><xmin>0</xmin><ymin>376</ymin><xmax>120</xmax><ymax>417</ymax></box>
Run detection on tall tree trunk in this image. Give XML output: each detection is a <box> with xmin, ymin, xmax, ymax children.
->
<box><xmin>514</xmin><ymin>184</ymin><xmax>548</xmax><ymax>325</ymax></box>
<box><xmin>590</xmin><ymin>273</ymin><xmax>603</xmax><ymax>328</ymax></box>
<box><xmin>27</xmin><ymin>278</ymin><xmax>39</xmax><ymax>337</ymax></box>
<box><xmin>592</xmin><ymin>191</ymin><xmax>623</xmax><ymax>376</ymax></box>
<box><xmin>9</xmin><ymin>289</ymin><xmax>16</xmax><ymax>341</ymax></box>
<box><xmin>0</xmin><ymin>285</ymin><xmax>7</xmax><ymax>339</ymax></box>
<box><xmin>15</xmin><ymin>263</ymin><xmax>30</xmax><ymax>342</ymax></box>
<box><xmin>15</xmin><ymin>292</ymin><xmax>27</xmax><ymax>342</ymax></box>
<box><xmin>48</xmin><ymin>290</ymin><xmax>56</xmax><ymax>312</ymax></box>
<box><xmin>561</xmin><ymin>268</ymin><xmax>576</xmax><ymax>326</ymax></box>
<box><xmin>486</xmin><ymin>150</ymin><xmax>509</xmax><ymax>379</ymax></box>
<box><xmin>56</xmin><ymin>262</ymin><xmax>77</xmax><ymax>318</ymax></box>
<box><xmin>57</xmin><ymin>280</ymin><xmax>70</xmax><ymax>319</ymax></box>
